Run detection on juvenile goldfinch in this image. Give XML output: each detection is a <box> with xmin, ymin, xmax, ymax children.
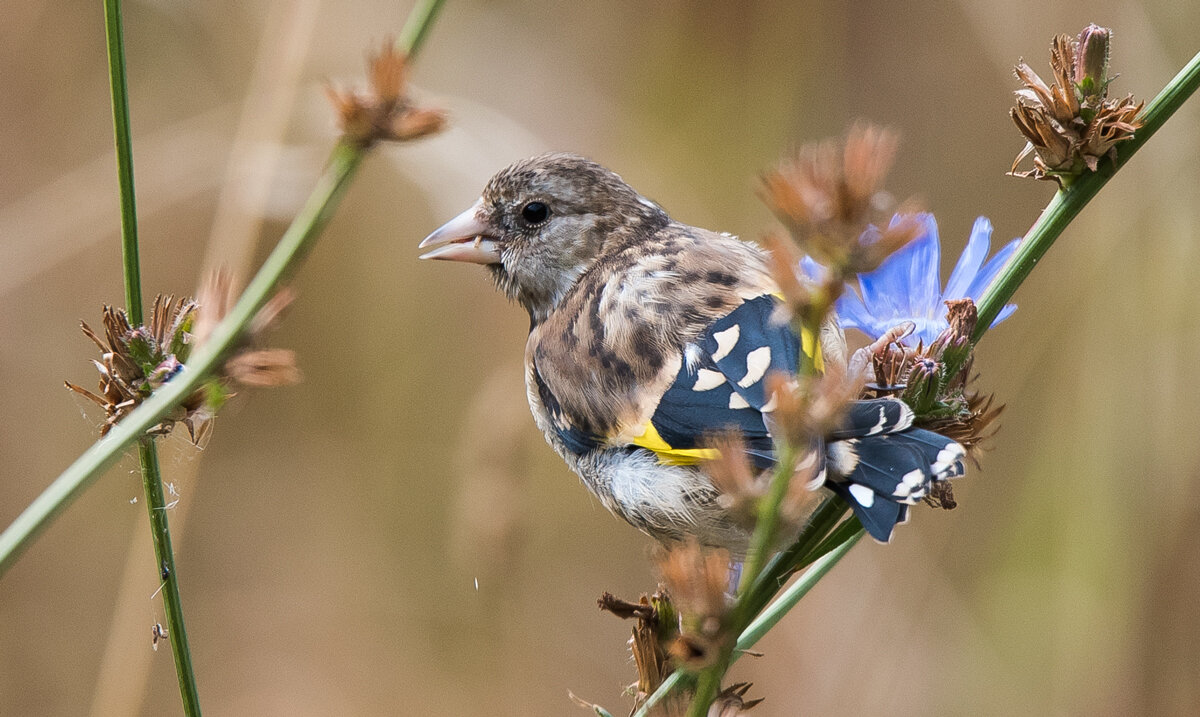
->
<box><xmin>420</xmin><ymin>153</ymin><xmax>964</xmax><ymax>550</ymax></box>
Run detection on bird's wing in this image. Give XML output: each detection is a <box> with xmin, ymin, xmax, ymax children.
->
<box><xmin>633</xmin><ymin>293</ymin><xmax>811</xmax><ymax>466</ymax></box>
<box><xmin>528</xmin><ymin>224</ymin><xmax>778</xmax><ymax>450</ymax></box>
<box><xmin>633</xmin><ymin>293</ymin><xmax>967</xmax><ymax>544</ymax></box>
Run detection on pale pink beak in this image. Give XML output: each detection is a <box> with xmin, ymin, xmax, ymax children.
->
<box><xmin>418</xmin><ymin>199</ymin><xmax>502</xmax><ymax>264</ymax></box>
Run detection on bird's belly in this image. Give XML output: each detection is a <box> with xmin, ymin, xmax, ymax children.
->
<box><xmin>571</xmin><ymin>447</ymin><xmax>751</xmax><ymax>554</ymax></box>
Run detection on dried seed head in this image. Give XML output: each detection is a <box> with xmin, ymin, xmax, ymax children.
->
<box><xmin>65</xmin><ymin>298</ymin><xmax>199</xmax><ymax>437</ymax></box>
<box><xmin>657</xmin><ymin>540</ymin><xmax>730</xmax><ymax>624</ymax></box>
<box><xmin>67</xmin><ymin>272</ymin><xmax>301</xmax><ymax>441</ymax></box>
<box><xmin>761</xmin><ymin>124</ymin><xmax>922</xmax><ymax>278</ymax></box>
<box><xmin>597</xmin><ymin>591</ymin><xmax>681</xmax><ymax>710</ymax></box>
<box><xmin>325</xmin><ymin>40</ymin><xmax>447</xmax><ymax>148</ymax></box>
<box><xmin>703</xmin><ymin>432</ymin><xmax>765</xmax><ymax>530</ymax></box>
<box><xmin>710</xmin><ymin>682</ymin><xmax>764</xmax><ymax>715</ymax></box>
<box><xmin>1010</xmin><ymin>25</ymin><xmax>1143</xmax><ymax>185</ymax></box>
<box><xmin>656</xmin><ymin>540</ymin><xmax>732</xmax><ymax>670</ymax></box>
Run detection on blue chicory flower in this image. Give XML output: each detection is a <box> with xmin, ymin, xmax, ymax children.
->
<box><xmin>807</xmin><ymin>214</ymin><xmax>1019</xmax><ymax>346</ymax></box>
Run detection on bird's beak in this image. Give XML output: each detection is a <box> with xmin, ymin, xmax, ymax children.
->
<box><xmin>418</xmin><ymin>199</ymin><xmax>502</xmax><ymax>264</ymax></box>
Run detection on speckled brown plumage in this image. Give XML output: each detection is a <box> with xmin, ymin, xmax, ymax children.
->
<box><xmin>420</xmin><ymin>153</ymin><xmax>967</xmax><ymax>548</ymax></box>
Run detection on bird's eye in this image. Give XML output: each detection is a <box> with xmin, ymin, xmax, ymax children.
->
<box><xmin>520</xmin><ymin>201</ymin><xmax>550</xmax><ymax>225</ymax></box>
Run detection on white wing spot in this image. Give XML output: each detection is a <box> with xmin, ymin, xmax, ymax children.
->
<box><xmin>848</xmin><ymin>483</ymin><xmax>875</xmax><ymax>508</ymax></box>
<box><xmin>711</xmin><ymin>325</ymin><xmax>740</xmax><ymax>361</ymax></box>
<box><xmin>728</xmin><ymin>393</ymin><xmax>750</xmax><ymax>410</ymax></box>
<box><xmin>693</xmin><ymin>369</ymin><xmax>726</xmax><ymax>391</ymax></box>
<box><xmin>737</xmin><ymin>346</ymin><xmax>771</xmax><ymax>388</ymax></box>
<box><xmin>827</xmin><ymin>441</ymin><xmax>860</xmax><ymax>475</ymax></box>
<box><xmin>867</xmin><ymin>405</ymin><xmax>888</xmax><ymax>435</ymax></box>
<box><xmin>893</xmin><ymin>469</ymin><xmax>926</xmax><ymax>498</ymax></box>
<box><xmin>935</xmin><ymin>445</ymin><xmax>966</xmax><ymax>468</ymax></box>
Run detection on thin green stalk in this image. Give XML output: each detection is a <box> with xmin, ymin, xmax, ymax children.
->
<box><xmin>742</xmin><ymin>497</ymin><xmax>850</xmax><ymax>618</ymax></box>
<box><xmin>139</xmin><ymin>439</ymin><xmax>200</xmax><ymax>714</ymax></box>
<box><xmin>0</xmin><ymin>140</ymin><xmax>362</xmax><ymax>576</ymax></box>
<box><xmin>974</xmin><ymin>47</ymin><xmax>1200</xmax><ymax>339</ymax></box>
<box><xmin>690</xmin><ymin>305</ymin><xmax>836</xmax><ymax>715</ymax></box>
<box><xmin>104</xmin><ymin>0</ymin><xmax>143</xmax><ymax>325</ymax></box>
<box><xmin>634</xmin><ymin>529</ymin><xmax>862</xmax><ymax>717</ymax></box>
<box><xmin>688</xmin><ymin>438</ymin><xmax>799</xmax><ymax>715</ymax></box>
<box><xmin>104</xmin><ymin>1</ymin><xmax>201</xmax><ymax>711</ymax></box>
<box><xmin>0</xmin><ymin>0</ymin><xmax>446</xmax><ymax>575</ymax></box>
<box><xmin>735</xmin><ymin>528</ymin><xmax>863</xmax><ymax>650</ymax></box>
<box><xmin>398</xmin><ymin>0</ymin><xmax>445</xmax><ymax>60</ymax></box>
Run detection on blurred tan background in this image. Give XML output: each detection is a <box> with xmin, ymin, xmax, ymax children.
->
<box><xmin>2</xmin><ymin>1</ymin><xmax>1199</xmax><ymax>714</ymax></box>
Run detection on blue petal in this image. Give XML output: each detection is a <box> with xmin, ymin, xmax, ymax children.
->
<box><xmin>944</xmin><ymin>217</ymin><xmax>992</xmax><ymax>301</ymax></box>
<box><xmin>964</xmin><ymin>237</ymin><xmax>1020</xmax><ymax>300</ymax></box>
<box><xmin>990</xmin><ymin>303</ymin><xmax>1018</xmax><ymax>328</ymax></box>
<box><xmin>799</xmin><ymin>255</ymin><xmax>826</xmax><ymax>282</ymax></box>
<box><xmin>909</xmin><ymin>318</ymin><xmax>949</xmax><ymax>347</ymax></box>
<box><xmin>858</xmin><ymin>215</ymin><xmax>939</xmax><ymax>321</ymax></box>
<box><xmin>899</xmin><ymin>214</ymin><xmax>942</xmax><ymax>319</ymax></box>
<box><xmin>836</xmin><ymin>287</ymin><xmax>892</xmax><ymax>338</ymax></box>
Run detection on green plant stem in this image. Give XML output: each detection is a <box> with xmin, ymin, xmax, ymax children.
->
<box><xmin>139</xmin><ymin>438</ymin><xmax>201</xmax><ymax>714</ymax></box>
<box><xmin>0</xmin><ymin>140</ymin><xmax>361</xmax><ymax>577</ymax></box>
<box><xmin>974</xmin><ymin>47</ymin><xmax>1200</xmax><ymax>338</ymax></box>
<box><xmin>735</xmin><ymin>528</ymin><xmax>864</xmax><ymax>649</ymax></box>
<box><xmin>742</xmin><ymin>497</ymin><xmax>850</xmax><ymax>618</ymax></box>
<box><xmin>634</xmin><ymin>528</ymin><xmax>862</xmax><ymax>717</ymax></box>
<box><xmin>398</xmin><ymin>0</ymin><xmax>445</xmax><ymax>59</ymax></box>
<box><xmin>0</xmin><ymin>0</ymin><xmax>444</xmax><ymax>578</ymax></box>
<box><xmin>104</xmin><ymin>0</ymin><xmax>143</xmax><ymax>325</ymax></box>
<box><xmin>104</xmin><ymin>0</ymin><xmax>202</xmax><ymax>711</ymax></box>
<box><xmin>689</xmin><ymin>305</ymin><xmax>838</xmax><ymax>715</ymax></box>
<box><xmin>688</xmin><ymin>438</ymin><xmax>800</xmax><ymax>715</ymax></box>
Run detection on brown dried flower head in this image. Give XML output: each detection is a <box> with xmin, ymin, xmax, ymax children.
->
<box><xmin>1010</xmin><ymin>24</ymin><xmax>1144</xmax><ymax>184</ymax></box>
<box><xmin>195</xmin><ymin>269</ymin><xmax>302</xmax><ymax>390</ymax></box>
<box><xmin>703</xmin><ymin>432</ymin><xmax>766</xmax><ymax>529</ymax></box>
<box><xmin>65</xmin><ymin>296</ymin><xmax>201</xmax><ymax>438</ymax></box>
<box><xmin>66</xmin><ymin>272</ymin><xmax>301</xmax><ymax>442</ymax></box>
<box><xmin>656</xmin><ymin>539</ymin><xmax>732</xmax><ymax>669</ymax></box>
<box><xmin>596</xmin><ymin>591</ymin><xmax>682</xmax><ymax>712</ymax></box>
<box><xmin>709</xmin><ymin>682</ymin><xmax>764</xmax><ymax>716</ymax></box>
<box><xmin>761</xmin><ymin>124</ymin><xmax>923</xmax><ymax>278</ymax></box>
<box><xmin>851</xmin><ymin>300</ymin><xmax>1003</xmax><ymax>473</ymax></box>
<box><xmin>325</xmin><ymin>40</ymin><xmax>447</xmax><ymax>148</ymax></box>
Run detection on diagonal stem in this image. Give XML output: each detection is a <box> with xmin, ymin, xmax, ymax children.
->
<box><xmin>974</xmin><ymin>48</ymin><xmax>1200</xmax><ymax>339</ymax></box>
<box><xmin>671</xmin><ymin>44</ymin><xmax>1200</xmax><ymax>717</ymax></box>
<box><xmin>0</xmin><ymin>2</ymin><xmax>445</xmax><ymax>577</ymax></box>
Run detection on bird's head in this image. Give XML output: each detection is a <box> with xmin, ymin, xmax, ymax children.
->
<box><xmin>420</xmin><ymin>153</ymin><xmax>668</xmax><ymax>324</ymax></box>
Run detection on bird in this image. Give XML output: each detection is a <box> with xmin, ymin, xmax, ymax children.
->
<box><xmin>419</xmin><ymin>153</ymin><xmax>965</xmax><ymax>551</ymax></box>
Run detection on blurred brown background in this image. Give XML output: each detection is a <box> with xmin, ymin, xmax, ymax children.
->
<box><xmin>2</xmin><ymin>1</ymin><xmax>1199</xmax><ymax>714</ymax></box>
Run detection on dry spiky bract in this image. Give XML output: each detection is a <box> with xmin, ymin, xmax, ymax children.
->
<box><xmin>597</xmin><ymin>591</ymin><xmax>689</xmax><ymax>716</ymax></box>
<box><xmin>761</xmin><ymin>124</ymin><xmax>921</xmax><ymax>278</ymax></box>
<box><xmin>709</xmin><ymin>683</ymin><xmax>764</xmax><ymax>715</ymax></box>
<box><xmin>1010</xmin><ymin>24</ymin><xmax>1144</xmax><ymax>184</ymax></box>
<box><xmin>66</xmin><ymin>271</ymin><xmax>301</xmax><ymax>442</ymax></box>
<box><xmin>852</xmin><ymin>299</ymin><xmax>1003</xmax><ymax>474</ymax></box>
<box><xmin>326</xmin><ymin>40</ymin><xmax>446</xmax><ymax>148</ymax></box>
<box><xmin>65</xmin><ymin>297</ymin><xmax>202</xmax><ymax>438</ymax></box>
<box><xmin>656</xmin><ymin>540</ymin><xmax>732</xmax><ymax>670</ymax></box>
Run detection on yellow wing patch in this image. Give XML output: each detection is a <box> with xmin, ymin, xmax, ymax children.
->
<box><xmin>631</xmin><ymin>421</ymin><xmax>720</xmax><ymax>466</ymax></box>
<box><xmin>769</xmin><ymin>291</ymin><xmax>823</xmax><ymax>373</ymax></box>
